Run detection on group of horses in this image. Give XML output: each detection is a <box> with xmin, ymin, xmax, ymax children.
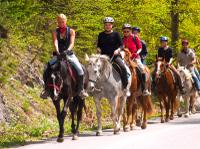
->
<box><xmin>44</xmin><ymin>49</ymin><xmax>199</xmax><ymax>142</ymax></box>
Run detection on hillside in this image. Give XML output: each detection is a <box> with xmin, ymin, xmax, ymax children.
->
<box><xmin>0</xmin><ymin>0</ymin><xmax>200</xmax><ymax>147</ymax></box>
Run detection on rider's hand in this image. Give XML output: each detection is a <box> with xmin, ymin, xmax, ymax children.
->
<box><xmin>97</xmin><ymin>48</ymin><xmax>101</xmax><ymax>54</ymax></box>
<box><xmin>186</xmin><ymin>63</ymin><xmax>193</xmax><ymax>68</ymax></box>
<box><xmin>166</xmin><ymin>63</ymin><xmax>170</xmax><ymax>67</ymax></box>
<box><xmin>114</xmin><ymin>49</ymin><xmax>119</xmax><ymax>55</ymax></box>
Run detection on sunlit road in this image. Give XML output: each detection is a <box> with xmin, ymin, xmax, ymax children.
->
<box><xmin>16</xmin><ymin>113</ymin><xmax>200</xmax><ymax>149</ymax></box>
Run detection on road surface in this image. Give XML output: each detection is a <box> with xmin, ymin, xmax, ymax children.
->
<box><xmin>16</xmin><ymin>113</ymin><xmax>200</xmax><ymax>149</ymax></box>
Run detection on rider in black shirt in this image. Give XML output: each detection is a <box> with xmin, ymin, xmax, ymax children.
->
<box><xmin>97</xmin><ymin>17</ymin><xmax>129</xmax><ymax>95</ymax></box>
<box><xmin>157</xmin><ymin>36</ymin><xmax>185</xmax><ymax>94</ymax></box>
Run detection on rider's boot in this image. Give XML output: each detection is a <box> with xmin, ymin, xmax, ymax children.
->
<box><xmin>77</xmin><ymin>75</ymin><xmax>89</xmax><ymax>98</ymax></box>
<box><xmin>40</xmin><ymin>89</ymin><xmax>49</xmax><ymax>99</ymax></box>
<box><xmin>142</xmin><ymin>73</ymin><xmax>151</xmax><ymax>96</ymax></box>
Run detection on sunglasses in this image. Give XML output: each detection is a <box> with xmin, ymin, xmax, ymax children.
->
<box><xmin>182</xmin><ymin>42</ymin><xmax>188</xmax><ymax>45</ymax></box>
<box><xmin>123</xmin><ymin>30</ymin><xmax>131</xmax><ymax>33</ymax></box>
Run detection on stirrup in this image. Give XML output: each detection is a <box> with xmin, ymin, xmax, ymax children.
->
<box><xmin>40</xmin><ymin>90</ymin><xmax>49</xmax><ymax>99</ymax></box>
<box><xmin>143</xmin><ymin>90</ymin><xmax>151</xmax><ymax>96</ymax></box>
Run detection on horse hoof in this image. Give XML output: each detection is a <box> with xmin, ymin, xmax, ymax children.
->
<box><xmin>177</xmin><ymin>114</ymin><xmax>182</xmax><ymax>117</ymax></box>
<box><xmin>72</xmin><ymin>135</ymin><xmax>78</xmax><ymax>140</ymax></box>
<box><xmin>57</xmin><ymin>137</ymin><xmax>64</xmax><ymax>143</ymax></box>
<box><xmin>161</xmin><ymin>119</ymin><xmax>165</xmax><ymax>123</ymax></box>
<box><xmin>136</xmin><ymin>120</ymin><xmax>141</xmax><ymax>127</ymax></box>
<box><xmin>123</xmin><ymin>127</ymin><xmax>130</xmax><ymax>132</ymax></box>
<box><xmin>184</xmin><ymin>114</ymin><xmax>189</xmax><ymax>118</ymax></box>
<box><xmin>170</xmin><ymin>116</ymin><xmax>174</xmax><ymax>120</ymax></box>
<box><xmin>130</xmin><ymin>124</ymin><xmax>135</xmax><ymax>130</ymax></box>
<box><xmin>96</xmin><ymin>131</ymin><xmax>102</xmax><ymax>136</ymax></box>
<box><xmin>165</xmin><ymin>118</ymin><xmax>169</xmax><ymax>122</ymax></box>
<box><xmin>114</xmin><ymin>130</ymin><xmax>120</xmax><ymax>135</ymax></box>
<box><xmin>141</xmin><ymin>124</ymin><xmax>147</xmax><ymax>129</ymax></box>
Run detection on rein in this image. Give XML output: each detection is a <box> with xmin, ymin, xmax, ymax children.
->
<box><xmin>48</xmin><ymin>84</ymin><xmax>62</xmax><ymax>93</ymax></box>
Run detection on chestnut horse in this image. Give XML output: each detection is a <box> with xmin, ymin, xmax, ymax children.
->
<box><xmin>154</xmin><ymin>57</ymin><xmax>178</xmax><ymax>123</ymax></box>
<box><xmin>123</xmin><ymin>48</ymin><xmax>153</xmax><ymax>131</ymax></box>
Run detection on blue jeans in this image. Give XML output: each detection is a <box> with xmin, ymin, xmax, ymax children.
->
<box><xmin>190</xmin><ymin>67</ymin><xmax>200</xmax><ymax>90</ymax></box>
<box><xmin>66</xmin><ymin>54</ymin><xmax>84</xmax><ymax>76</ymax></box>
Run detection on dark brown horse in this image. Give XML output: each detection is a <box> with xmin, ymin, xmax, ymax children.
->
<box><xmin>154</xmin><ymin>57</ymin><xmax>178</xmax><ymax>123</ymax></box>
<box><xmin>123</xmin><ymin>48</ymin><xmax>153</xmax><ymax>131</ymax></box>
<box><xmin>44</xmin><ymin>53</ymin><xmax>88</xmax><ymax>142</ymax></box>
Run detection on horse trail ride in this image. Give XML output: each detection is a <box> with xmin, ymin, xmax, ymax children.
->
<box><xmin>42</xmin><ymin>50</ymin><xmax>199</xmax><ymax>143</ymax></box>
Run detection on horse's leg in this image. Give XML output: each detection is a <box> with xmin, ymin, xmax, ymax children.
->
<box><xmin>74</xmin><ymin>97</ymin><xmax>84</xmax><ymax>140</ymax></box>
<box><xmin>190</xmin><ymin>96</ymin><xmax>196</xmax><ymax>114</ymax></box>
<box><xmin>141</xmin><ymin>96</ymin><xmax>147</xmax><ymax>129</ymax></box>
<box><xmin>53</xmin><ymin>100</ymin><xmax>64</xmax><ymax>142</ymax></box>
<box><xmin>94</xmin><ymin>98</ymin><xmax>102</xmax><ymax>136</ymax></box>
<box><xmin>131</xmin><ymin>102</ymin><xmax>137</xmax><ymax>129</ymax></box>
<box><xmin>123</xmin><ymin>96</ymin><xmax>133</xmax><ymax>132</ymax></box>
<box><xmin>109</xmin><ymin>97</ymin><xmax>118</xmax><ymax>135</ymax></box>
<box><xmin>117</xmin><ymin>96</ymin><xmax>126</xmax><ymax>133</ymax></box>
<box><xmin>184</xmin><ymin>96</ymin><xmax>190</xmax><ymax>118</ymax></box>
<box><xmin>69</xmin><ymin>96</ymin><xmax>78</xmax><ymax>140</ymax></box>
<box><xmin>158</xmin><ymin>94</ymin><xmax>165</xmax><ymax>123</ymax></box>
<box><xmin>170</xmin><ymin>94</ymin><xmax>175</xmax><ymax>120</ymax></box>
<box><xmin>164</xmin><ymin>96</ymin><xmax>170</xmax><ymax>122</ymax></box>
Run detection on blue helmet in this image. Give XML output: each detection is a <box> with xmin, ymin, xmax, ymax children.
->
<box><xmin>132</xmin><ymin>26</ymin><xmax>140</xmax><ymax>32</ymax></box>
<box><xmin>160</xmin><ymin>36</ymin><xmax>168</xmax><ymax>42</ymax></box>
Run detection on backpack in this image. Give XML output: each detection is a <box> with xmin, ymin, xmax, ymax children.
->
<box><xmin>132</xmin><ymin>35</ymin><xmax>148</xmax><ymax>59</ymax></box>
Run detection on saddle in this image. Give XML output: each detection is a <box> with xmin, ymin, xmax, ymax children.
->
<box><xmin>48</xmin><ymin>56</ymin><xmax>78</xmax><ymax>83</ymax></box>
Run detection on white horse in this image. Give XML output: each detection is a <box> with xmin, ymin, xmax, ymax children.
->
<box><xmin>85</xmin><ymin>54</ymin><xmax>131</xmax><ymax>135</ymax></box>
<box><xmin>177</xmin><ymin>66</ymin><xmax>198</xmax><ymax>118</ymax></box>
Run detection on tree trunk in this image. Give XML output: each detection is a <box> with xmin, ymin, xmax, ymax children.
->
<box><xmin>170</xmin><ymin>0</ymin><xmax>180</xmax><ymax>55</ymax></box>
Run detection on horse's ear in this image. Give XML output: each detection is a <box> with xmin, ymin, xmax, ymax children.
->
<box><xmin>163</xmin><ymin>58</ymin><xmax>166</xmax><ymax>63</ymax></box>
<box><xmin>85</xmin><ymin>54</ymin><xmax>89</xmax><ymax>62</ymax></box>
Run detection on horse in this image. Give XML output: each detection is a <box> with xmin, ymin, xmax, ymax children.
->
<box><xmin>122</xmin><ymin>48</ymin><xmax>153</xmax><ymax>131</ymax></box>
<box><xmin>85</xmin><ymin>54</ymin><xmax>129</xmax><ymax>136</ymax></box>
<box><xmin>44</xmin><ymin>53</ymin><xmax>88</xmax><ymax>142</ymax></box>
<box><xmin>153</xmin><ymin>57</ymin><xmax>178</xmax><ymax>123</ymax></box>
<box><xmin>177</xmin><ymin>66</ymin><xmax>198</xmax><ymax>117</ymax></box>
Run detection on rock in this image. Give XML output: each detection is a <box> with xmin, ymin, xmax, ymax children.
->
<box><xmin>0</xmin><ymin>92</ymin><xmax>10</xmax><ymax>123</ymax></box>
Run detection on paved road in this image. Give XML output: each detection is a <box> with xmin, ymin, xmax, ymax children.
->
<box><xmin>16</xmin><ymin>113</ymin><xmax>200</xmax><ymax>149</ymax></box>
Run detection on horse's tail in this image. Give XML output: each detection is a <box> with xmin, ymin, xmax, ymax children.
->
<box><xmin>142</xmin><ymin>95</ymin><xmax>154</xmax><ymax>115</ymax></box>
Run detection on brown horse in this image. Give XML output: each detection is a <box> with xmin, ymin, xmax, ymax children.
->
<box><xmin>123</xmin><ymin>48</ymin><xmax>153</xmax><ymax>131</ymax></box>
<box><xmin>154</xmin><ymin>57</ymin><xmax>178</xmax><ymax>123</ymax></box>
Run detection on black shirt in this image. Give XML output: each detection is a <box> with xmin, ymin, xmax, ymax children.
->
<box><xmin>97</xmin><ymin>31</ymin><xmax>123</xmax><ymax>58</ymax></box>
<box><xmin>56</xmin><ymin>27</ymin><xmax>71</xmax><ymax>53</ymax></box>
<box><xmin>158</xmin><ymin>46</ymin><xmax>173</xmax><ymax>63</ymax></box>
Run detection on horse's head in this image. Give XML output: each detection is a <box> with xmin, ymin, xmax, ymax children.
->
<box><xmin>177</xmin><ymin>66</ymin><xmax>192</xmax><ymax>83</ymax></box>
<box><xmin>154</xmin><ymin>58</ymin><xmax>167</xmax><ymax>79</ymax></box>
<box><xmin>46</xmin><ymin>59</ymin><xmax>64</xmax><ymax>100</ymax></box>
<box><xmin>123</xmin><ymin>48</ymin><xmax>132</xmax><ymax>64</ymax></box>
<box><xmin>85</xmin><ymin>54</ymin><xmax>110</xmax><ymax>92</ymax></box>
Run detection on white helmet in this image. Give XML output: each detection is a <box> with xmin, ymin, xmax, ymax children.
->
<box><xmin>103</xmin><ymin>17</ymin><xmax>114</xmax><ymax>23</ymax></box>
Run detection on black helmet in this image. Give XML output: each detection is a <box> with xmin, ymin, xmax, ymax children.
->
<box><xmin>103</xmin><ymin>17</ymin><xmax>114</xmax><ymax>23</ymax></box>
<box><xmin>132</xmin><ymin>26</ymin><xmax>140</xmax><ymax>32</ymax></box>
<box><xmin>122</xmin><ymin>23</ymin><xmax>132</xmax><ymax>30</ymax></box>
<box><xmin>160</xmin><ymin>36</ymin><xmax>168</xmax><ymax>42</ymax></box>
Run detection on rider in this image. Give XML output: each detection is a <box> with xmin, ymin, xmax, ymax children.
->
<box><xmin>122</xmin><ymin>23</ymin><xmax>150</xmax><ymax>96</ymax></box>
<box><xmin>40</xmin><ymin>13</ymin><xmax>88</xmax><ymax>99</ymax></box>
<box><xmin>132</xmin><ymin>26</ymin><xmax>148</xmax><ymax>64</ymax></box>
<box><xmin>177</xmin><ymin>39</ymin><xmax>200</xmax><ymax>95</ymax></box>
<box><xmin>157</xmin><ymin>36</ymin><xmax>185</xmax><ymax>94</ymax></box>
<box><xmin>97</xmin><ymin>17</ymin><xmax>129</xmax><ymax>95</ymax></box>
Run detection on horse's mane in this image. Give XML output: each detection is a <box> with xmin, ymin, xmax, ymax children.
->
<box><xmin>177</xmin><ymin>66</ymin><xmax>192</xmax><ymax>80</ymax></box>
<box><xmin>123</xmin><ymin>48</ymin><xmax>137</xmax><ymax>70</ymax></box>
